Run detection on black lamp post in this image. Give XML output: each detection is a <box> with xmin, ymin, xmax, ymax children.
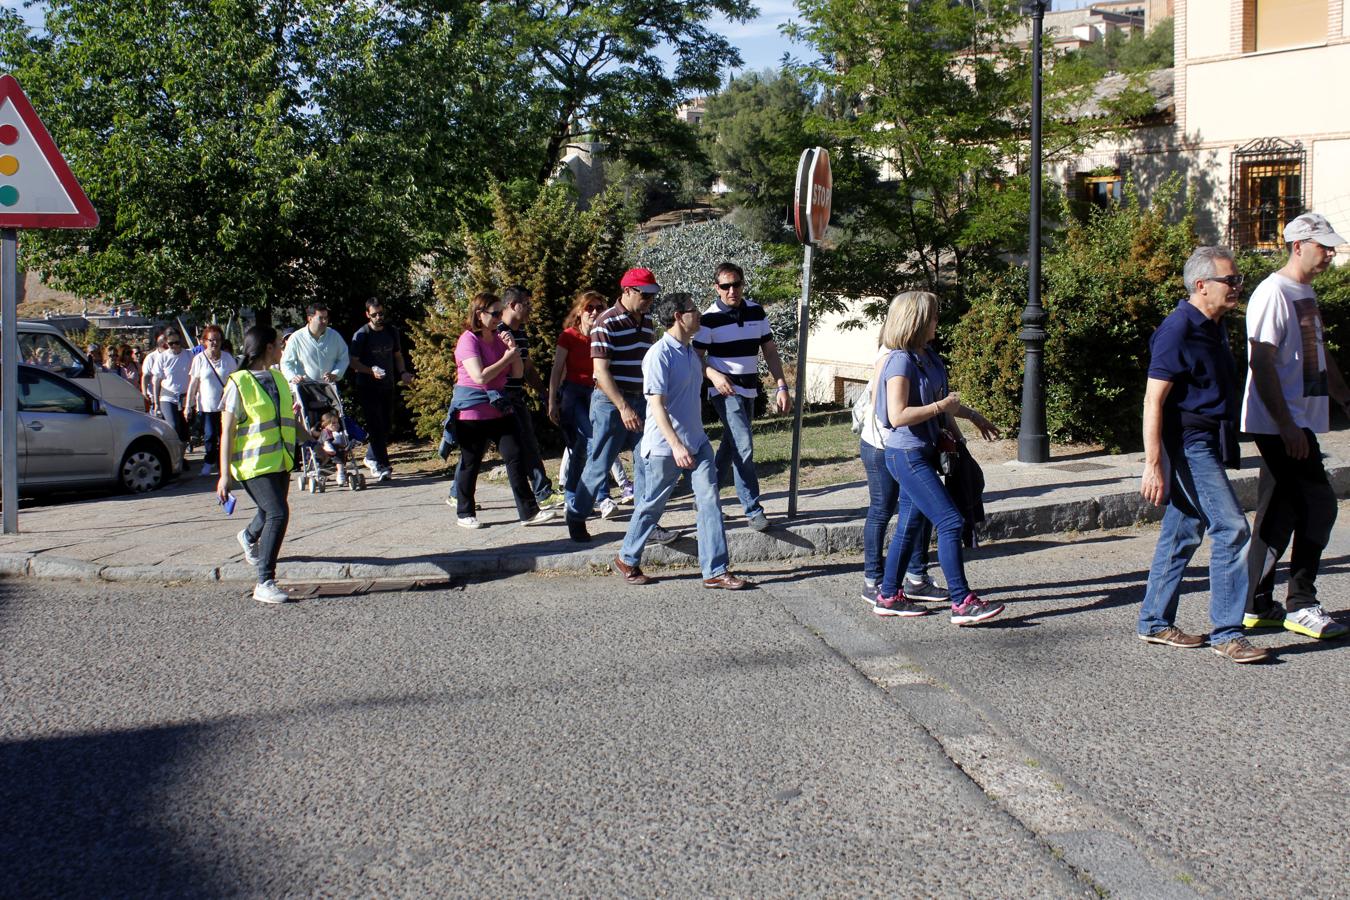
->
<box><xmin>1019</xmin><ymin>0</ymin><xmax>1050</xmax><ymax>464</ymax></box>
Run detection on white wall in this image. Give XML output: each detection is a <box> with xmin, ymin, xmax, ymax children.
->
<box><xmin>1186</xmin><ymin>0</ymin><xmax>1233</xmax><ymax>58</ymax></box>
<box><xmin>1311</xmin><ymin>138</ymin><xmax>1350</xmax><ymax>229</ymax></box>
<box><xmin>1186</xmin><ymin>43</ymin><xmax>1350</xmax><ymax>140</ymax></box>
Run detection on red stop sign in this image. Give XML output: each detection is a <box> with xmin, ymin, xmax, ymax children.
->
<box><xmin>793</xmin><ymin>147</ymin><xmax>832</xmax><ymax>245</ymax></box>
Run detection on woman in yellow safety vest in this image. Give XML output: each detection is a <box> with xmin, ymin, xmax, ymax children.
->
<box><xmin>215</xmin><ymin>325</ymin><xmax>299</xmax><ymax>605</ymax></box>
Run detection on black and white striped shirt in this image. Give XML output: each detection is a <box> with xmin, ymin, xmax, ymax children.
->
<box><xmin>692</xmin><ymin>297</ymin><xmax>773</xmax><ymax>398</ymax></box>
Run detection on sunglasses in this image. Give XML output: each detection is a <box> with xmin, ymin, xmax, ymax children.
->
<box><xmin>716</xmin><ymin>280</ymin><xmax>743</xmax><ymax>290</ymax></box>
<box><xmin>1206</xmin><ymin>274</ymin><xmax>1244</xmax><ymax>288</ymax></box>
<box><xmin>484</xmin><ymin>309</ymin><xmax>504</xmax><ymax>318</ymax></box>
<box><xmin>584</xmin><ymin>305</ymin><xmax>606</xmax><ymax>314</ymax></box>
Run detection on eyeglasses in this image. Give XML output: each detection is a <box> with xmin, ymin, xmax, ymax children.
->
<box><xmin>716</xmin><ymin>280</ymin><xmax>743</xmax><ymax>290</ymax></box>
<box><xmin>1206</xmin><ymin>274</ymin><xmax>1244</xmax><ymax>288</ymax></box>
<box><xmin>678</xmin><ymin>306</ymin><xmax>700</xmax><ymax>317</ymax></box>
<box><xmin>484</xmin><ymin>309</ymin><xmax>504</xmax><ymax>319</ymax></box>
<box><xmin>585</xmin><ymin>305</ymin><xmax>606</xmax><ymax>314</ymax></box>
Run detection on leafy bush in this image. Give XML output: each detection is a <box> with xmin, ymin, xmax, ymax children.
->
<box><xmin>949</xmin><ymin>179</ymin><xmax>1197</xmax><ymax>450</ymax></box>
<box><xmin>405</xmin><ymin>182</ymin><xmax>631</xmax><ymax>440</ymax></box>
<box><xmin>1235</xmin><ymin>251</ymin><xmax>1350</xmax><ymax>372</ymax></box>
<box><xmin>630</xmin><ymin>220</ymin><xmax>773</xmax><ymax>305</ymax></box>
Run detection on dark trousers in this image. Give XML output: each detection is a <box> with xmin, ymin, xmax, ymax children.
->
<box><xmin>202</xmin><ymin>411</ymin><xmax>222</xmax><ymax>469</ymax></box>
<box><xmin>508</xmin><ymin>389</ymin><xmax>554</xmax><ymax>503</ymax></box>
<box><xmin>1247</xmin><ymin>431</ymin><xmax>1338</xmax><ymax>614</ymax></box>
<box><xmin>453</xmin><ymin>416</ymin><xmax>539</xmax><ymax>521</ymax></box>
<box><xmin>241</xmin><ymin>471</ymin><xmax>290</xmax><ymax>583</ymax></box>
<box><xmin>358</xmin><ymin>384</ymin><xmax>395</xmax><ymax>470</ymax></box>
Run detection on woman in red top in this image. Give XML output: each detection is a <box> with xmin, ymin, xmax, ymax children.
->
<box><xmin>548</xmin><ymin>290</ymin><xmax>608</xmax><ymax>510</ymax></box>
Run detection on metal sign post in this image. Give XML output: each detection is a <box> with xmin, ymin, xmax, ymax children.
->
<box><xmin>0</xmin><ymin>74</ymin><xmax>100</xmax><ymax>533</ymax></box>
<box><xmin>787</xmin><ymin>147</ymin><xmax>832</xmax><ymax>519</ymax></box>
<box><xmin>2</xmin><ymin>228</ymin><xmax>16</xmax><ymax>533</ymax></box>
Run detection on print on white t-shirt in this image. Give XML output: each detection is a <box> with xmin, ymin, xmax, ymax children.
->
<box><xmin>1240</xmin><ymin>272</ymin><xmax>1329</xmax><ymax>434</ymax></box>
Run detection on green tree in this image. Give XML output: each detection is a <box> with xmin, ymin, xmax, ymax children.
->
<box><xmin>702</xmin><ymin>70</ymin><xmax>816</xmax><ymax>210</ymax></box>
<box><xmin>948</xmin><ymin>179</ymin><xmax>1198</xmax><ymax>451</ymax></box>
<box><xmin>497</xmin><ymin>0</ymin><xmax>756</xmax><ymax>185</ymax></box>
<box><xmin>790</xmin><ymin>0</ymin><xmax>1154</xmax><ymax>303</ymax></box>
<box><xmin>405</xmin><ymin>181</ymin><xmax>631</xmax><ymax>440</ymax></box>
<box><xmin>1072</xmin><ymin>19</ymin><xmax>1174</xmax><ymax>74</ymax></box>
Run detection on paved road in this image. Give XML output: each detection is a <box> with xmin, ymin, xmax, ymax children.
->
<box><xmin>2</xmin><ymin>511</ymin><xmax>1348</xmax><ymax>897</ymax></box>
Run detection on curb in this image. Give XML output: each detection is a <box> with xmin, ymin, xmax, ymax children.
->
<box><xmin>4</xmin><ymin>462</ymin><xmax>1348</xmax><ymax>585</ymax></box>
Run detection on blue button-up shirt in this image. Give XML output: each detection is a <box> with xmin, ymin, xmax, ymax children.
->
<box><xmin>1147</xmin><ymin>299</ymin><xmax>1239</xmax><ymax>446</ymax></box>
<box><xmin>281</xmin><ymin>325</ymin><xmax>350</xmax><ymax>382</ymax></box>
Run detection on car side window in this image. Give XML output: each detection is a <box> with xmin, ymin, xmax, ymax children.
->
<box><xmin>19</xmin><ymin>369</ymin><xmax>93</xmax><ymax>414</ymax></box>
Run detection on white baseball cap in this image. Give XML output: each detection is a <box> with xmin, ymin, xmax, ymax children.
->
<box><xmin>1283</xmin><ymin>212</ymin><xmax>1346</xmax><ymax>247</ymax></box>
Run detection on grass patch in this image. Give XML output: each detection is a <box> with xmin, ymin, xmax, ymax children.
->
<box><xmin>704</xmin><ymin>407</ymin><xmax>862</xmax><ymax>487</ymax></box>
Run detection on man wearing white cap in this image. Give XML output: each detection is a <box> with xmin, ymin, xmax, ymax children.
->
<box><xmin>1241</xmin><ymin>212</ymin><xmax>1350</xmax><ymax>640</ymax></box>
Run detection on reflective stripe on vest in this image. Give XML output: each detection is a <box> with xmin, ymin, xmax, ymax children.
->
<box><xmin>229</xmin><ymin>370</ymin><xmax>298</xmax><ymax>480</ymax></box>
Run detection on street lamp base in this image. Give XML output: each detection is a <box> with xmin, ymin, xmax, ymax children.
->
<box><xmin>1018</xmin><ymin>434</ymin><xmax>1050</xmax><ymax>464</ymax></box>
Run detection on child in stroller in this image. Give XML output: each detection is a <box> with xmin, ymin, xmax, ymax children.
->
<box><xmin>295</xmin><ymin>379</ymin><xmax>367</xmax><ymax>492</ymax></box>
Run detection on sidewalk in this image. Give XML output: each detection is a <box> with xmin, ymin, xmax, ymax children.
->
<box><xmin>3</xmin><ymin>431</ymin><xmax>1350</xmax><ymax>584</ymax></box>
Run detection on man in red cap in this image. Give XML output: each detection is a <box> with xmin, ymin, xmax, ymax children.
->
<box><xmin>567</xmin><ymin>268</ymin><xmax>674</xmax><ymax>544</ymax></box>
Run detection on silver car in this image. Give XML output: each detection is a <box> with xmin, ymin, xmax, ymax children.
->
<box><xmin>10</xmin><ymin>363</ymin><xmax>184</xmax><ymax>494</ymax></box>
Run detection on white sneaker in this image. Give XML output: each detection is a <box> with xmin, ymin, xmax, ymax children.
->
<box><xmin>236</xmin><ymin>530</ymin><xmax>261</xmax><ymax>566</ymax></box>
<box><xmin>378</xmin><ymin>468</ymin><xmax>392</xmax><ymax>482</ymax></box>
<box><xmin>364</xmin><ymin>457</ymin><xmax>380</xmax><ymax>474</ymax></box>
<box><xmin>523</xmin><ymin>509</ymin><xmax>556</xmax><ymax>526</ymax></box>
<box><xmin>252</xmin><ymin>580</ymin><xmax>292</xmax><ymax>604</ymax></box>
<box><xmin>457</xmin><ymin>516</ymin><xmax>482</xmax><ymax>529</ymax></box>
<box><xmin>336</xmin><ymin>470</ymin><xmax>348</xmax><ymax>487</ymax></box>
<box><xmin>1284</xmin><ymin>605</ymin><xmax>1350</xmax><ymax>639</ymax></box>
<box><xmin>598</xmin><ymin>497</ymin><xmax>617</xmax><ymax>519</ymax></box>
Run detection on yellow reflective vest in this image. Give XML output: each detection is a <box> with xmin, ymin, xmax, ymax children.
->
<box><xmin>228</xmin><ymin>369</ymin><xmax>298</xmax><ymax>481</ymax></box>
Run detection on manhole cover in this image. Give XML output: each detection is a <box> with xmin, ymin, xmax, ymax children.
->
<box><xmin>1048</xmin><ymin>462</ymin><xmax>1113</xmax><ymax>472</ymax></box>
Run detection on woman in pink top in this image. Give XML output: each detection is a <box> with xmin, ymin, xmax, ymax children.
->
<box><xmin>452</xmin><ymin>292</ymin><xmax>554</xmax><ymax>529</ymax></box>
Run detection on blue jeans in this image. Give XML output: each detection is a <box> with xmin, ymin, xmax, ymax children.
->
<box><xmin>568</xmin><ymin>390</ymin><xmax>646</xmax><ymax>522</ymax></box>
<box><xmin>620</xmin><ymin>443</ymin><xmax>729</xmax><ymax>579</ymax></box>
<box><xmin>1138</xmin><ymin>436</ymin><xmax>1250</xmax><ymax>645</ymax></box>
<box><xmin>559</xmin><ymin>381</ymin><xmax>593</xmax><ymax>509</ymax></box>
<box><xmin>712</xmin><ymin>393</ymin><xmax>763</xmax><ymax>517</ymax></box>
<box><xmin>202</xmin><ymin>411</ymin><xmax>222</xmax><ymax>469</ymax></box>
<box><xmin>860</xmin><ymin>440</ymin><xmax>929</xmax><ymax>586</ymax></box>
<box><xmin>880</xmin><ymin>446</ymin><xmax>970</xmax><ymax>604</ymax></box>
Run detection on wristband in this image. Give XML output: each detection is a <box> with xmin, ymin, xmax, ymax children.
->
<box><xmin>776</xmin><ymin>386</ymin><xmax>789</xmax><ymax>393</ymax></box>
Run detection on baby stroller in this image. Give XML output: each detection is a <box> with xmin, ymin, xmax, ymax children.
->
<box><xmin>294</xmin><ymin>379</ymin><xmax>368</xmax><ymax>493</ymax></box>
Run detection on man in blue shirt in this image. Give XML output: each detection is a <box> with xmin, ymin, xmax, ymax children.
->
<box><xmin>1138</xmin><ymin>246</ymin><xmax>1269</xmax><ymax>664</ymax></box>
<box><xmin>281</xmin><ymin>303</ymin><xmax>349</xmax><ymax>384</ymax></box>
<box><xmin>612</xmin><ymin>293</ymin><xmax>751</xmax><ymax>590</ymax></box>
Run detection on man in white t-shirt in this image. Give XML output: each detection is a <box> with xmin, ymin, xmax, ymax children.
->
<box><xmin>186</xmin><ymin>325</ymin><xmax>239</xmax><ymax>477</ymax></box>
<box><xmin>150</xmin><ymin>330</ymin><xmax>194</xmax><ymax>462</ymax></box>
<box><xmin>1240</xmin><ymin>212</ymin><xmax>1350</xmax><ymax>640</ymax></box>
<box><xmin>140</xmin><ymin>329</ymin><xmax>167</xmax><ymax>403</ymax></box>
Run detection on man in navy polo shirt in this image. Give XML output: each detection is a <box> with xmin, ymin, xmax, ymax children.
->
<box><xmin>1137</xmin><ymin>246</ymin><xmax>1269</xmax><ymax>664</ymax></box>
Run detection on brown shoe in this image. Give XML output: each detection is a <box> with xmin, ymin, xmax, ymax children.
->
<box><xmin>703</xmin><ymin>572</ymin><xmax>751</xmax><ymax>590</ymax></box>
<box><xmin>611</xmin><ymin>555</ymin><xmax>653</xmax><ymax>585</ymax></box>
<box><xmin>1137</xmin><ymin>626</ymin><xmax>1205</xmax><ymax>648</ymax></box>
<box><xmin>1211</xmin><ymin>636</ymin><xmax>1271</xmax><ymax>664</ymax></box>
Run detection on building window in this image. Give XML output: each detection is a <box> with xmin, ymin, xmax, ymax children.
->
<box><xmin>1079</xmin><ymin>171</ymin><xmax>1123</xmax><ymax>210</ymax></box>
<box><xmin>1229</xmin><ymin>138</ymin><xmax>1306</xmax><ymax>250</ymax></box>
<box><xmin>1246</xmin><ymin>0</ymin><xmax>1329</xmax><ymax>52</ymax></box>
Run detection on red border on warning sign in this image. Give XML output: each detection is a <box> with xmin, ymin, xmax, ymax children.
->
<box><xmin>0</xmin><ymin>74</ymin><xmax>99</xmax><ymax>229</ymax></box>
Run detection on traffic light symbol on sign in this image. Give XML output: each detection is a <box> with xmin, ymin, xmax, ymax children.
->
<box><xmin>0</xmin><ymin>123</ymin><xmax>20</xmax><ymax>207</ymax></box>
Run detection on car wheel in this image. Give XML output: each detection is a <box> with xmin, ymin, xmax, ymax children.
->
<box><xmin>119</xmin><ymin>445</ymin><xmax>167</xmax><ymax>493</ymax></box>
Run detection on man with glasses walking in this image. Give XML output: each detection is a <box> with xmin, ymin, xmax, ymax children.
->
<box><xmin>693</xmin><ymin>262</ymin><xmax>792</xmax><ymax>532</ymax></box>
<box><xmin>567</xmin><ymin>268</ymin><xmax>670</xmax><ymax>544</ymax></box>
<box><xmin>1241</xmin><ymin>212</ymin><xmax>1350</xmax><ymax>640</ymax></box>
<box><xmin>349</xmin><ymin>298</ymin><xmax>414</xmax><ymax>481</ymax></box>
<box><xmin>612</xmin><ymin>293</ymin><xmax>750</xmax><ymax>590</ymax></box>
<box><xmin>1138</xmin><ymin>246</ymin><xmax>1269</xmax><ymax>663</ymax></box>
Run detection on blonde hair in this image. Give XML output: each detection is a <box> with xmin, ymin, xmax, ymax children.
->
<box><xmin>880</xmin><ymin>291</ymin><xmax>939</xmax><ymax>351</ymax></box>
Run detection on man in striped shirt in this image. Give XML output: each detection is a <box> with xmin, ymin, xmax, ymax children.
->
<box><xmin>567</xmin><ymin>268</ymin><xmax>663</xmax><ymax>543</ymax></box>
<box><xmin>693</xmin><ymin>262</ymin><xmax>793</xmax><ymax>532</ymax></box>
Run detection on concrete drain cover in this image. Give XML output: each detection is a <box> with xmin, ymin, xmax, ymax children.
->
<box><xmin>1048</xmin><ymin>462</ymin><xmax>1113</xmax><ymax>473</ymax></box>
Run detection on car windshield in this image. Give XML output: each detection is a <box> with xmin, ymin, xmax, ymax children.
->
<box><xmin>13</xmin><ymin>333</ymin><xmax>87</xmax><ymax>379</ymax></box>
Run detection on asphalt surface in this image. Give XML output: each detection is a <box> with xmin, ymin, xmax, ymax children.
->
<box><xmin>2</xmin><ymin>510</ymin><xmax>1348</xmax><ymax>897</ymax></box>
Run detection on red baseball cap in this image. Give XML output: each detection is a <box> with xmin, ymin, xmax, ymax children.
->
<box><xmin>619</xmin><ymin>267</ymin><xmax>662</xmax><ymax>293</ymax></box>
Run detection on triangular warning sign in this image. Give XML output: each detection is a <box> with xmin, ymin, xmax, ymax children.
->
<box><xmin>0</xmin><ymin>74</ymin><xmax>98</xmax><ymax>229</ymax></box>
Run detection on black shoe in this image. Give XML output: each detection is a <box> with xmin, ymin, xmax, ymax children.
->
<box><xmin>649</xmin><ymin>525</ymin><xmax>679</xmax><ymax>545</ymax></box>
<box><xmin>567</xmin><ymin>519</ymin><xmax>591</xmax><ymax>543</ymax></box>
